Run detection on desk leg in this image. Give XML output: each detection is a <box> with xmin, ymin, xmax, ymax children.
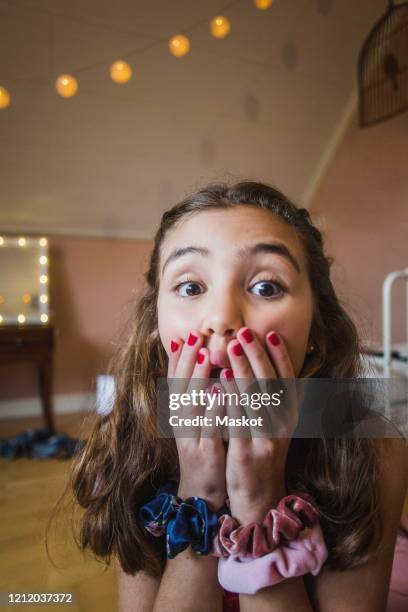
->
<box><xmin>39</xmin><ymin>358</ymin><xmax>55</xmax><ymax>434</ymax></box>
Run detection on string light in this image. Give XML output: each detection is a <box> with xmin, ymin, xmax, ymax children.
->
<box><xmin>254</xmin><ymin>0</ymin><xmax>273</xmax><ymax>9</ymax></box>
<box><xmin>0</xmin><ymin>87</ymin><xmax>10</xmax><ymax>109</ymax></box>
<box><xmin>110</xmin><ymin>60</ymin><xmax>132</xmax><ymax>84</ymax></box>
<box><xmin>55</xmin><ymin>74</ymin><xmax>78</xmax><ymax>98</ymax></box>
<box><xmin>169</xmin><ymin>35</ymin><xmax>190</xmax><ymax>57</ymax></box>
<box><xmin>210</xmin><ymin>16</ymin><xmax>231</xmax><ymax>39</ymax></box>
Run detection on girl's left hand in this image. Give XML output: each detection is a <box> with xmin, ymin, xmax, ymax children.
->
<box><xmin>219</xmin><ymin>326</ymin><xmax>300</xmax><ymax>524</ymax></box>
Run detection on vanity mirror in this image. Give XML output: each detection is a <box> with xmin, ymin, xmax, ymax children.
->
<box><xmin>0</xmin><ymin>236</ymin><xmax>50</xmax><ymax>326</ymax></box>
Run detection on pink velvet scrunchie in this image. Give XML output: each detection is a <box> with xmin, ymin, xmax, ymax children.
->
<box><xmin>212</xmin><ymin>492</ymin><xmax>320</xmax><ymax>560</ymax></box>
<box><xmin>218</xmin><ymin>522</ymin><xmax>328</xmax><ymax>595</ymax></box>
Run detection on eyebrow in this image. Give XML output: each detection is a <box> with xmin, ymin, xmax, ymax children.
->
<box><xmin>161</xmin><ymin>242</ymin><xmax>301</xmax><ymax>277</ymax></box>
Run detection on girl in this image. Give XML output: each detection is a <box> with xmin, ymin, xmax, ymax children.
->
<box><xmin>71</xmin><ymin>181</ymin><xmax>407</xmax><ymax>611</ymax></box>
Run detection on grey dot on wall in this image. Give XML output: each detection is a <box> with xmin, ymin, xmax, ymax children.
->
<box><xmin>281</xmin><ymin>40</ymin><xmax>298</xmax><ymax>71</ymax></box>
<box><xmin>243</xmin><ymin>94</ymin><xmax>261</xmax><ymax>122</ymax></box>
<box><xmin>316</xmin><ymin>0</ymin><xmax>333</xmax><ymax>16</ymax></box>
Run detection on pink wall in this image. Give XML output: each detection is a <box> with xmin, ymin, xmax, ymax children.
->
<box><xmin>309</xmin><ymin>110</ymin><xmax>408</xmax><ymax>348</ymax></box>
<box><xmin>0</xmin><ymin>236</ymin><xmax>153</xmax><ymax>400</ymax></box>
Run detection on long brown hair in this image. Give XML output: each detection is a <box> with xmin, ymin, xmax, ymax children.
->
<box><xmin>67</xmin><ymin>181</ymin><xmax>382</xmax><ymax>577</ymax></box>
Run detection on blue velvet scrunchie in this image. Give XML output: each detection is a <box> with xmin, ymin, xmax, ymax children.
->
<box><xmin>139</xmin><ymin>481</ymin><xmax>230</xmax><ymax>559</ymax></box>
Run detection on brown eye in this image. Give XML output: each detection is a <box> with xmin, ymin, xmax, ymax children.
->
<box><xmin>249</xmin><ymin>280</ymin><xmax>285</xmax><ymax>299</ymax></box>
<box><xmin>175</xmin><ymin>281</ymin><xmax>203</xmax><ymax>297</ymax></box>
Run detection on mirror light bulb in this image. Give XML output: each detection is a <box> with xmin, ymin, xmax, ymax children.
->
<box><xmin>18</xmin><ymin>238</ymin><xmax>26</xmax><ymax>247</ymax></box>
<box><xmin>56</xmin><ymin>74</ymin><xmax>78</xmax><ymax>98</ymax></box>
<box><xmin>41</xmin><ymin>314</ymin><xmax>49</xmax><ymax>323</ymax></box>
<box><xmin>18</xmin><ymin>314</ymin><xmax>26</xmax><ymax>324</ymax></box>
<box><xmin>39</xmin><ymin>237</ymin><xmax>47</xmax><ymax>246</ymax></box>
<box><xmin>210</xmin><ymin>16</ymin><xmax>231</xmax><ymax>39</ymax></box>
<box><xmin>169</xmin><ymin>35</ymin><xmax>190</xmax><ymax>57</ymax></box>
<box><xmin>40</xmin><ymin>275</ymin><xmax>48</xmax><ymax>284</ymax></box>
<box><xmin>0</xmin><ymin>87</ymin><xmax>10</xmax><ymax>109</ymax></box>
<box><xmin>110</xmin><ymin>60</ymin><xmax>132</xmax><ymax>84</ymax></box>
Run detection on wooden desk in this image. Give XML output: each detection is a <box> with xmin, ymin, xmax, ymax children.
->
<box><xmin>0</xmin><ymin>325</ymin><xmax>55</xmax><ymax>433</ymax></box>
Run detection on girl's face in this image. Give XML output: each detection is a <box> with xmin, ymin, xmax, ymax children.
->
<box><xmin>157</xmin><ymin>205</ymin><xmax>314</xmax><ymax>377</ymax></box>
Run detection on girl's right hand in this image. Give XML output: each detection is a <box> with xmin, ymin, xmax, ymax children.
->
<box><xmin>167</xmin><ymin>330</ymin><xmax>227</xmax><ymax>511</ymax></box>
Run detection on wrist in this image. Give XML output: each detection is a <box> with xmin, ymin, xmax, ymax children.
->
<box><xmin>228</xmin><ymin>483</ymin><xmax>287</xmax><ymax>524</ymax></box>
<box><xmin>177</xmin><ymin>488</ymin><xmax>226</xmax><ymax>512</ymax></box>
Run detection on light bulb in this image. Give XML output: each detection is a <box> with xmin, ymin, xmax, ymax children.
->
<box><xmin>210</xmin><ymin>16</ymin><xmax>231</xmax><ymax>39</ymax></box>
<box><xmin>39</xmin><ymin>255</ymin><xmax>48</xmax><ymax>264</ymax></box>
<box><xmin>41</xmin><ymin>314</ymin><xmax>49</xmax><ymax>323</ymax></box>
<box><xmin>0</xmin><ymin>316</ymin><xmax>3</xmax><ymax>324</ymax></box>
<box><xmin>110</xmin><ymin>60</ymin><xmax>132</xmax><ymax>84</ymax></box>
<box><xmin>0</xmin><ymin>296</ymin><xmax>4</xmax><ymax>305</ymax></box>
<box><xmin>254</xmin><ymin>0</ymin><xmax>273</xmax><ymax>8</ymax></box>
<box><xmin>40</xmin><ymin>295</ymin><xmax>48</xmax><ymax>304</ymax></box>
<box><xmin>0</xmin><ymin>237</ymin><xmax>4</xmax><ymax>245</ymax></box>
<box><xmin>22</xmin><ymin>293</ymin><xmax>32</xmax><ymax>304</ymax></box>
<box><xmin>18</xmin><ymin>314</ymin><xmax>26</xmax><ymax>324</ymax></box>
<box><xmin>40</xmin><ymin>275</ymin><xmax>48</xmax><ymax>284</ymax></box>
<box><xmin>18</xmin><ymin>238</ymin><xmax>26</xmax><ymax>247</ymax></box>
<box><xmin>169</xmin><ymin>35</ymin><xmax>190</xmax><ymax>58</ymax></box>
<box><xmin>0</xmin><ymin>87</ymin><xmax>10</xmax><ymax>109</ymax></box>
<box><xmin>39</xmin><ymin>237</ymin><xmax>47</xmax><ymax>246</ymax></box>
<box><xmin>55</xmin><ymin>74</ymin><xmax>78</xmax><ymax>98</ymax></box>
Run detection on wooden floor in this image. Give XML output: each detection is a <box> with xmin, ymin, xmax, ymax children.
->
<box><xmin>0</xmin><ymin>412</ymin><xmax>117</xmax><ymax>612</ymax></box>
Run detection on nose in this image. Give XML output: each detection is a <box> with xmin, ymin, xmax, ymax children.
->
<box><xmin>200</xmin><ymin>288</ymin><xmax>244</xmax><ymax>362</ymax></box>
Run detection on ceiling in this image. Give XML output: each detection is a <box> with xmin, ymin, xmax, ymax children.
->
<box><xmin>0</xmin><ymin>0</ymin><xmax>386</xmax><ymax>239</ymax></box>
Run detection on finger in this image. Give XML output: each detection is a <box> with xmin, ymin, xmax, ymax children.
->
<box><xmin>226</xmin><ymin>334</ymin><xmax>272</xmax><ymax>438</ymax></box>
<box><xmin>219</xmin><ymin>368</ymin><xmax>250</xmax><ymax>441</ymax></box>
<box><xmin>265</xmin><ymin>331</ymin><xmax>299</xmax><ymax>437</ymax></box>
<box><xmin>200</xmin><ymin>383</ymin><xmax>225</xmax><ymax>439</ymax></box>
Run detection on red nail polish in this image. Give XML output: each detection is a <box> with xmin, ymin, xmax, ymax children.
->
<box><xmin>197</xmin><ymin>350</ymin><xmax>205</xmax><ymax>364</ymax></box>
<box><xmin>171</xmin><ymin>340</ymin><xmax>179</xmax><ymax>353</ymax></box>
<box><xmin>268</xmin><ymin>332</ymin><xmax>280</xmax><ymax>346</ymax></box>
<box><xmin>241</xmin><ymin>328</ymin><xmax>253</xmax><ymax>344</ymax></box>
<box><xmin>187</xmin><ymin>333</ymin><xmax>198</xmax><ymax>346</ymax></box>
<box><xmin>224</xmin><ymin>369</ymin><xmax>234</xmax><ymax>381</ymax></box>
<box><xmin>232</xmin><ymin>342</ymin><xmax>244</xmax><ymax>356</ymax></box>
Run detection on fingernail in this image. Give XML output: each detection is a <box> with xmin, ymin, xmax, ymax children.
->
<box><xmin>241</xmin><ymin>328</ymin><xmax>253</xmax><ymax>344</ymax></box>
<box><xmin>232</xmin><ymin>342</ymin><xmax>244</xmax><ymax>356</ymax></box>
<box><xmin>224</xmin><ymin>369</ymin><xmax>234</xmax><ymax>381</ymax></box>
<box><xmin>197</xmin><ymin>350</ymin><xmax>205</xmax><ymax>364</ymax></box>
<box><xmin>171</xmin><ymin>340</ymin><xmax>179</xmax><ymax>353</ymax></box>
<box><xmin>187</xmin><ymin>332</ymin><xmax>198</xmax><ymax>346</ymax></box>
<box><xmin>267</xmin><ymin>331</ymin><xmax>280</xmax><ymax>346</ymax></box>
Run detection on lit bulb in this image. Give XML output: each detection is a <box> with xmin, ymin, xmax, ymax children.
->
<box><xmin>169</xmin><ymin>35</ymin><xmax>190</xmax><ymax>58</ymax></box>
<box><xmin>254</xmin><ymin>0</ymin><xmax>273</xmax><ymax>8</ymax></box>
<box><xmin>18</xmin><ymin>238</ymin><xmax>26</xmax><ymax>247</ymax></box>
<box><xmin>0</xmin><ymin>87</ymin><xmax>10</xmax><ymax>109</ymax></box>
<box><xmin>40</xmin><ymin>314</ymin><xmax>49</xmax><ymax>323</ymax></box>
<box><xmin>0</xmin><ymin>315</ymin><xmax>3</xmax><ymax>324</ymax></box>
<box><xmin>40</xmin><ymin>294</ymin><xmax>48</xmax><ymax>304</ymax></box>
<box><xmin>40</xmin><ymin>275</ymin><xmax>48</xmax><ymax>284</ymax></box>
<box><xmin>18</xmin><ymin>314</ymin><xmax>26</xmax><ymax>324</ymax></box>
<box><xmin>39</xmin><ymin>255</ymin><xmax>48</xmax><ymax>265</ymax></box>
<box><xmin>55</xmin><ymin>74</ymin><xmax>78</xmax><ymax>98</ymax></box>
<box><xmin>0</xmin><ymin>296</ymin><xmax>4</xmax><ymax>305</ymax></box>
<box><xmin>210</xmin><ymin>16</ymin><xmax>231</xmax><ymax>39</ymax></box>
<box><xmin>22</xmin><ymin>293</ymin><xmax>32</xmax><ymax>304</ymax></box>
<box><xmin>110</xmin><ymin>60</ymin><xmax>132</xmax><ymax>84</ymax></box>
<box><xmin>39</xmin><ymin>237</ymin><xmax>47</xmax><ymax>246</ymax></box>
<box><xmin>0</xmin><ymin>237</ymin><xmax>4</xmax><ymax>245</ymax></box>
